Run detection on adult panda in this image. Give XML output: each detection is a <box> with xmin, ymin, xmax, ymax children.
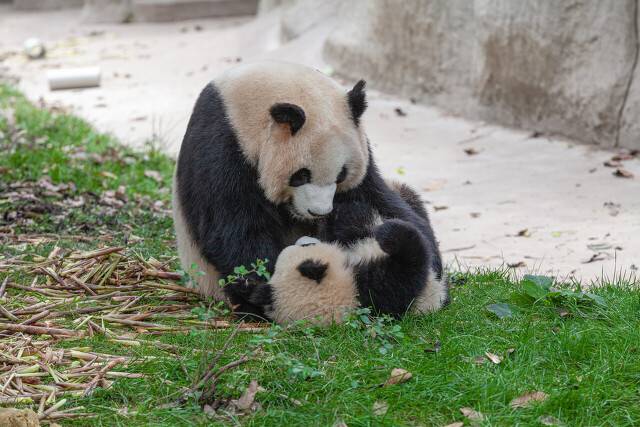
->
<box><xmin>173</xmin><ymin>61</ymin><xmax>444</xmax><ymax>317</ymax></box>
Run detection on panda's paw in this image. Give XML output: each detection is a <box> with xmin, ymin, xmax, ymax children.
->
<box><xmin>323</xmin><ymin>201</ymin><xmax>377</xmax><ymax>244</ymax></box>
<box><xmin>375</xmin><ymin>219</ymin><xmax>424</xmax><ymax>258</ymax></box>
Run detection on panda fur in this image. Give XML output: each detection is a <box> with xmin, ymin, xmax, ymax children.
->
<box><xmin>173</xmin><ymin>61</ymin><xmax>445</xmax><ymax>318</ymax></box>
<box><xmin>249</xmin><ymin>218</ymin><xmax>443</xmax><ymax>325</ymax></box>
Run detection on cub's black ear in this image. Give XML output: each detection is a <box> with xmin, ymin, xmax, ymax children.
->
<box><xmin>297</xmin><ymin>259</ymin><xmax>328</xmax><ymax>284</ymax></box>
<box><xmin>270</xmin><ymin>103</ymin><xmax>306</xmax><ymax>136</ymax></box>
<box><xmin>347</xmin><ymin>79</ymin><xmax>367</xmax><ymax>127</ymax></box>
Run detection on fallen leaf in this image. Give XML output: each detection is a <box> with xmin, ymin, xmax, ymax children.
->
<box><xmin>234</xmin><ymin>380</ymin><xmax>259</xmax><ymax>411</ymax></box>
<box><xmin>464</xmin><ymin>148</ymin><xmax>479</xmax><ymax>156</ymax></box>
<box><xmin>485</xmin><ymin>352</ymin><xmax>502</xmax><ymax>364</ymax></box>
<box><xmin>582</xmin><ymin>253</ymin><xmax>607</xmax><ymax>264</ymax></box>
<box><xmin>101</xmin><ymin>171</ymin><xmax>117</xmax><ymax>180</ymax></box>
<box><xmin>394</xmin><ymin>107</ymin><xmax>407</xmax><ymax>117</ymax></box>
<box><xmin>434</xmin><ymin>205</ymin><xmax>448</xmax><ymax>211</ymax></box>
<box><xmin>203</xmin><ymin>404</ymin><xmax>216</xmax><ymax>417</ymax></box>
<box><xmin>460</xmin><ymin>407</ymin><xmax>484</xmax><ymax>421</ymax></box>
<box><xmin>383</xmin><ymin>368</ymin><xmax>412</xmax><ymax>386</ymax></box>
<box><xmin>470</xmin><ymin>212</ymin><xmax>481</xmax><ymax>218</ymax></box>
<box><xmin>373</xmin><ymin>400</ymin><xmax>388</xmax><ymax>416</ymax></box>
<box><xmin>517</xmin><ymin>228</ymin><xmax>531</xmax><ymax>237</ymax></box>
<box><xmin>508</xmin><ymin>261</ymin><xmax>526</xmax><ymax>268</ymax></box>
<box><xmin>613</xmin><ymin>168</ymin><xmax>634</xmax><ymax>178</ymax></box>
<box><xmin>538</xmin><ymin>415</ymin><xmax>563</xmax><ymax>426</ymax></box>
<box><xmin>530</xmin><ymin>131</ymin><xmax>543</xmax><ymax>138</ymax></box>
<box><xmin>144</xmin><ymin>170</ymin><xmax>163</xmax><ymax>183</ymax></box>
<box><xmin>506</xmin><ymin>348</ymin><xmax>516</xmax><ymax>356</ymax></box>
<box><xmin>471</xmin><ymin>355</ymin><xmax>486</xmax><ymax>365</ymax></box>
<box><xmin>603</xmin><ymin>160</ymin><xmax>622</xmax><ymax>168</ymax></box>
<box><xmin>486</xmin><ymin>303</ymin><xmax>516</xmax><ymax>319</ymax></box>
<box><xmin>510</xmin><ymin>391</ymin><xmax>548</xmax><ymax>408</ymax></box>
<box><xmin>333</xmin><ymin>420</ymin><xmax>348</xmax><ymax>427</ymax></box>
<box><xmin>443</xmin><ymin>423</ymin><xmax>464</xmax><ymax>427</ymax></box>
<box><xmin>424</xmin><ymin>339</ymin><xmax>441</xmax><ymax>353</ymax></box>
<box><xmin>612</xmin><ymin>153</ymin><xmax>635</xmax><ymax>161</ymax></box>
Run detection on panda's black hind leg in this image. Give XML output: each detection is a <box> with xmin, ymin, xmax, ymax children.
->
<box><xmin>354</xmin><ymin>219</ymin><xmax>431</xmax><ymax>318</ymax></box>
<box><xmin>375</xmin><ymin>219</ymin><xmax>427</xmax><ymax>267</ymax></box>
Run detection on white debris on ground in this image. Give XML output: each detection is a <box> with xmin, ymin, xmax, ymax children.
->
<box><xmin>1</xmin><ymin>6</ymin><xmax>638</xmax><ymax>283</ymax></box>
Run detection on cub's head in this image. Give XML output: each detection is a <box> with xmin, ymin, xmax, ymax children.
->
<box><xmin>218</xmin><ymin>62</ymin><xmax>369</xmax><ymax>221</ymax></box>
<box><xmin>266</xmin><ymin>237</ymin><xmax>358</xmax><ymax>325</ymax></box>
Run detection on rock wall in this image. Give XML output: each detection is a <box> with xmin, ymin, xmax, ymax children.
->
<box><xmin>267</xmin><ymin>0</ymin><xmax>640</xmax><ymax>150</ymax></box>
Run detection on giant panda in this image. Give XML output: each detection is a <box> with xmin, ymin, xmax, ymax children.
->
<box><xmin>247</xmin><ymin>219</ymin><xmax>447</xmax><ymax>325</ymax></box>
<box><xmin>173</xmin><ymin>61</ymin><xmax>445</xmax><ymax>318</ymax></box>
<box><xmin>246</xmin><ymin>181</ymin><xmax>449</xmax><ymax>323</ymax></box>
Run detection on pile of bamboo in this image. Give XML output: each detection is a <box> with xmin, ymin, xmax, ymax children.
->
<box><xmin>0</xmin><ymin>245</ymin><xmax>266</xmax><ymax>422</ymax></box>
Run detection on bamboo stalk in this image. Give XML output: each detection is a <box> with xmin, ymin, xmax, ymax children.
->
<box><xmin>83</xmin><ymin>358</ymin><xmax>125</xmax><ymax>397</ymax></box>
<box><xmin>0</xmin><ymin>323</ymin><xmax>80</xmax><ymax>337</ymax></box>
<box><xmin>68</xmin><ymin>247</ymin><xmax>124</xmax><ymax>260</ymax></box>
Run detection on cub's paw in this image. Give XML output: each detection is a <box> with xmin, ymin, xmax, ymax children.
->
<box><xmin>375</xmin><ymin>219</ymin><xmax>424</xmax><ymax>258</ymax></box>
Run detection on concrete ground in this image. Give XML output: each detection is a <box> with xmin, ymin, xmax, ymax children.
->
<box><xmin>1</xmin><ymin>7</ymin><xmax>639</xmax><ymax>284</ymax></box>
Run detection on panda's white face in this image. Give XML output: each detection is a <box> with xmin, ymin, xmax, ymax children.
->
<box><xmin>215</xmin><ymin>61</ymin><xmax>370</xmax><ymax>219</ymax></box>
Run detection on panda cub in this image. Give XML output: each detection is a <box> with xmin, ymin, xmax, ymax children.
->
<box><xmin>248</xmin><ymin>219</ymin><xmax>440</xmax><ymax>325</ymax></box>
<box><xmin>247</xmin><ymin>182</ymin><xmax>449</xmax><ymax>325</ymax></box>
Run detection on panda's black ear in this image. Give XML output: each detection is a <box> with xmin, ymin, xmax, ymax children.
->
<box><xmin>347</xmin><ymin>80</ymin><xmax>367</xmax><ymax>127</ymax></box>
<box><xmin>297</xmin><ymin>259</ymin><xmax>328</xmax><ymax>284</ymax></box>
<box><xmin>270</xmin><ymin>103</ymin><xmax>306</xmax><ymax>136</ymax></box>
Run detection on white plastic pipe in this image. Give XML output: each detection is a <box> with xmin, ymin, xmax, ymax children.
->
<box><xmin>47</xmin><ymin>67</ymin><xmax>101</xmax><ymax>91</ymax></box>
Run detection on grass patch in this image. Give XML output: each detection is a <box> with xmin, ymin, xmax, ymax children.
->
<box><xmin>1</xmin><ymin>85</ymin><xmax>640</xmax><ymax>426</ymax></box>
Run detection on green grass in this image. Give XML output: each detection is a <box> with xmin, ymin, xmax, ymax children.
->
<box><xmin>1</xmin><ymin>85</ymin><xmax>640</xmax><ymax>426</ymax></box>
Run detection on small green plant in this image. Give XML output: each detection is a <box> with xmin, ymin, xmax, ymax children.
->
<box><xmin>218</xmin><ymin>258</ymin><xmax>271</xmax><ymax>287</ymax></box>
<box><xmin>487</xmin><ymin>274</ymin><xmax>607</xmax><ymax>319</ymax></box>
<box><xmin>191</xmin><ymin>300</ymin><xmax>229</xmax><ymax>320</ymax></box>
<box><xmin>345</xmin><ymin>308</ymin><xmax>404</xmax><ymax>354</ymax></box>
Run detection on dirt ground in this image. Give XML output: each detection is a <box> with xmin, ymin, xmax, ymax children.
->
<box><xmin>1</xmin><ymin>7</ymin><xmax>639</xmax><ymax>283</ymax></box>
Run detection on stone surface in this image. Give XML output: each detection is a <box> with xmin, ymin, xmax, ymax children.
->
<box><xmin>0</xmin><ymin>408</ymin><xmax>40</xmax><ymax>427</ymax></box>
<box><xmin>618</xmin><ymin>2</ymin><xmax>640</xmax><ymax>150</ymax></box>
<box><xmin>13</xmin><ymin>0</ymin><xmax>82</xmax><ymax>10</ymax></box>
<box><xmin>82</xmin><ymin>0</ymin><xmax>133</xmax><ymax>23</ymax></box>
<box><xmin>323</xmin><ymin>0</ymin><xmax>640</xmax><ymax>149</ymax></box>
<box><xmin>131</xmin><ymin>0</ymin><xmax>258</xmax><ymax>22</ymax></box>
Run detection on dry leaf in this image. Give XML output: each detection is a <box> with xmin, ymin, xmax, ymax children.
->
<box><xmin>460</xmin><ymin>407</ymin><xmax>484</xmax><ymax>421</ymax></box>
<box><xmin>464</xmin><ymin>147</ymin><xmax>479</xmax><ymax>156</ymax></box>
<box><xmin>603</xmin><ymin>160</ymin><xmax>622</xmax><ymax>168</ymax></box>
<box><xmin>373</xmin><ymin>400</ymin><xmax>388</xmax><ymax>416</ymax></box>
<box><xmin>485</xmin><ymin>352</ymin><xmax>502</xmax><ymax>364</ymax></box>
<box><xmin>539</xmin><ymin>415</ymin><xmax>563</xmax><ymax>426</ymax></box>
<box><xmin>144</xmin><ymin>170</ymin><xmax>163</xmax><ymax>183</ymax></box>
<box><xmin>434</xmin><ymin>205</ymin><xmax>449</xmax><ymax>211</ymax></box>
<box><xmin>612</xmin><ymin>153</ymin><xmax>635</xmax><ymax>161</ymax></box>
<box><xmin>470</xmin><ymin>212</ymin><xmax>481</xmax><ymax>218</ymax></box>
<box><xmin>506</xmin><ymin>348</ymin><xmax>516</xmax><ymax>356</ymax></box>
<box><xmin>394</xmin><ymin>107</ymin><xmax>407</xmax><ymax>117</ymax></box>
<box><xmin>613</xmin><ymin>168</ymin><xmax>634</xmax><ymax>178</ymax></box>
<box><xmin>517</xmin><ymin>228</ymin><xmax>531</xmax><ymax>237</ymax></box>
<box><xmin>333</xmin><ymin>421</ymin><xmax>348</xmax><ymax>427</ymax></box>
<box><xmin>510</xmin><ymin>391</ymin><xmax>548</xmax><ymax>408</ymax></box>
<box><xmin>443</xmin><ymin>423</ymin><xmax>464</xmax><ymax>427</ymax></box>
<box><xmin>384</xmin><ymin>368</ymin><xmax>412</xmax><ymax>386</ymax></box>
<box><xmin>508</xmin><ymin>261</ymin><xmax>526</xmax><ymax>268</ymax></box>
<box><xmin>234</xmin><ymin>380</ymin><xmax>259</xmax><ymax>411</ymax></box>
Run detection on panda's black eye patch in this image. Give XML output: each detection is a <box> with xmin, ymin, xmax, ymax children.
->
<box><xmin>336</xmin><ymin>166</ymin><xmax>348</xmax><ymax>184</ymax></box>
<box><xmin>297</xmin><ymin>259</ymin><xmax>328</xmax><ymax>283</ymax></box>
<box><xmin>289</xmin><ymin>168</ymin><xmax>311</xmax><ymax>187</ymax></box>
